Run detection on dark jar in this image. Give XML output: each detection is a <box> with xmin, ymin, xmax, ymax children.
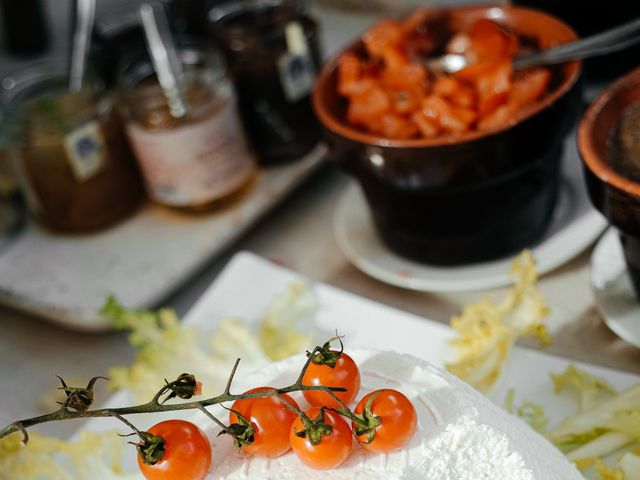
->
<box><xmin>208</xmin><ymin>0</ymin><xmax>322</xmax><ymax>164</ymax></box>
<box><xmin>4</xmin><ymin>64</ymin><xmax>144</xmax><ymax>233</ymax></box>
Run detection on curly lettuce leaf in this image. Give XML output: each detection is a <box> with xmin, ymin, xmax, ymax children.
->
<box><xmin>547</xmin><ymin>384</ymin><xmax>640</xmax><ymax>463</ymax></box>
<box><xmin>594</xmin><ymin>459</ymin><xmax>626</xmax><ymax>480</ymax></box>
<box><xmin>104</xmin><ymin>298</ymin><xmax>268</xmax><ymax>402</ymax></box>
<box><xmin>551</xmin><ymin>364</ymin><xmax>617</xmax><ymax>412</ymax></box>
<box><xmin>504</xmin><ymin>389</ymin><xmax>549</xmax><ymax>433</ymax></box>
<box><xmin>259</xmin><ymin>281</ymin><xmax>316</xmax><ymax>360</ymax></box>
<box><xmin>102</xmin><ymin>281</ymin><xmax>317</xmax><ymax>402</ymax></box>
<box><xmin>447</xmin><ymin>251</ymin><xmax>551</xmax><ymax>392</ymax></box>
<box><xmin>0</xmin><ymin>430</ymin><xmax>136</xmax><ymax>480</ymax></box>
<box><xmin>620</xmin><ymin>452</ymin><xmax>640</xmax><ymax>478</ymax></box>
<box><xmin>577</xmin><ymin>452</ymin><xmax>640</xmax><ymax>480</ymax></box>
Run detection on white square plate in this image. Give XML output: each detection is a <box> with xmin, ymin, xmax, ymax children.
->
<box><xmin>76</xmin><ymin>251</ymin><xmax>640</xmax><ymax>478</ymax></box>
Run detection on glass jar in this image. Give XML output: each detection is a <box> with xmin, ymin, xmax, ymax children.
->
<box><xmin>208</xmin><ymin>0</ymin><xmax>322</xmax><ymax>164</ymax></box>
<box><xmin>118</xmin><ymin>45</ymin><xmax>257</xmax><ymax>211</ymax></box>
<box><xmin>4</xmin><ymin>63</ymin><xmax>144</xmax><ymax>233</ymax></box>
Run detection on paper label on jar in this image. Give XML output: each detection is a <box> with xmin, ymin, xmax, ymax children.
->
<box><xmin>279</xmin><ymin>22</ymin><xmax>315</xmax><ymax>103</ymax></box>
<box><xmin>125</xmin><ymin>99</ymin><xmax>255</xmax><ymax>207</ymax></box>
<box><xmin>63</xmin><ymin>121</ymin><xmax>107</xmax><ymax>181</ymax></box>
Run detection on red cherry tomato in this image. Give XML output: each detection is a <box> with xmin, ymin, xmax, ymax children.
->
<box><xmin>289</xmin><ymin>407</ymin><xmax>353</xmax><ymax>470</ymax></box>
<box><xmin>138</xmin><ymin>420</ymin><xmax>211</xmax><ymax>480</ymax></box>
<box><xmin>302</xmin><ymin>351</ymin><xmax>361</xmax><ymax>409</ymax></box>
<box><xmin>354</xmin><ymin>389</ymin><xmax>417</xmax><ymax>453</ymax></box>
<box><xmin>229</xmin><ymin>387</ymin><xmax>300</xmax><ymax>458</ymax></box>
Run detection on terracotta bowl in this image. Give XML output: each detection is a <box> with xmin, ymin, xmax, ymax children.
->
<box><xmin>313</xmin><ymin>4</ymin><xmax>582</xmax><ymax>265</ymax></box>
<box><xmin>579</xmin><ymin>68</ymin><xmax>640</xmax><ymax>299</ymax></box>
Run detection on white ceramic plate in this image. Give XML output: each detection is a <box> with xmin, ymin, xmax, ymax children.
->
<box><xmin>75</xmin><ymin>251</ymin><xmax>638</xmax><ymax>479</ymax></box>
<box><xmin>334</xmin><ymin>135</ymin><xmax>607</xmax><ymax>292</ymax></box>
<box><xmin>591</xmin><ymin>228</ymin><xmax>640</xmax><ymax>348</ymax></box>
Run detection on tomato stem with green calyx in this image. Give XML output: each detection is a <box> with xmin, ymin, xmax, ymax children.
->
<box><xmin>0</xmin><ymin>341</ymin><xmax>350</xmax><ymax>443</ymax></box>
<box><xmin>325</xmin><ymin>387</ymin><xmax>381</xmax><ymax>441</ymax></box>
<box><xmin>275</xmin><ymin>389</ymin><xmax>345</xmax><ymax>447</ymax></box>
<box><xmin>112</xmin><ymin>412</ymin><xmax>166</xmax><ymax>466</ymax></box>
<box><xmin>160</xmin><ymin>374</ymin><xmax>202</xmax><ymax>404</ymax></box>
<box><xmin>135</xmin><ymin>431</ymin><xmax>166</xmax><ymax>466</ymax></box>
<box><xmin>56</xmin><ymin>375</ymin><xmax>109</xmax><ymax>413</ymax></box>
<box><xmin>351</xmin><ymin>391</ymin><xmax>382</xmax><ymax>445</ymax></box>
<box><xmin>293</xmin><ymin>407</ymin><xmax>334</xmax><ymax>446</ymax></box>
<box><xmin>219</xmin><ymin>406</ymin><xmax>255</xmax><ymax>448</ymax></box>
<box><xmin>306</xmin><ymin>334</ymin><xmax>345</xmax><ymax>368</ymax></box>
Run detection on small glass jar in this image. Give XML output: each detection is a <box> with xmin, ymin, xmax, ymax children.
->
<box><xmin>118</xmin><ymin>45</ymin><xmax>257</xmax><ymax>211</ymax></box>
<box><xmin>4</xmin><ymin>63</ymin><xmax>144</xmax><ymax>233</ymax></box>
<box><xmin>208</xmin><ymin>0</ymin><xmax>322</xmax><ymax>164</ymax></box>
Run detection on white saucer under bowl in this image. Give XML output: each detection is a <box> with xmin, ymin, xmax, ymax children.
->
<box><xmin>334</xmin><ymin>176</ymin><xmax>606</xmax><ymax>292</ymax></box>
<box><xmin>591</xmin><ymin>228</ymin><xmax>640</xmax><ymax>348</ymax></box>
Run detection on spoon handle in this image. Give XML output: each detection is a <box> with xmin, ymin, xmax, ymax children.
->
<box><xmin>68</xmin><ymin>0</ymin><xmax>96</xmax><ymax>92</ymax></box>
<box><xmin>139</xmin><ymin>2</ymin><xmax>187</xmax><ymax>118</ymax></box>
<box><xmin>514</xmin><ymin>17</ymin><xmax>640</xmax><ymax>69</ymax></box>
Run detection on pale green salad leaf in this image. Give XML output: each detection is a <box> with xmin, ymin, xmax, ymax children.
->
<box><xmin>102</xmin><ymin>281</ymin><xmax>317</xmax><ymax>402</ymax></box>
<box><xmin>551</xmin><ymin>364</ymin><xmax>617</xmax><ymax>412</ymax></box>
<box><xmin>0</xmin><ymin>430</ymin><xmax>137</xmax><ymax>480</ymax></box>
<box><xmin>447</xmin><ymin>251</ymin><xmax>551</xmax><ymax>393</ymax></box>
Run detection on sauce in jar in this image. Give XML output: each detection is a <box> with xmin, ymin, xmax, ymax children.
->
<box><xmin>209</xmin><ymin>0</ymin><xmax>322</xmax><ymax>164</ymax></box>
<box><xmin>6</xmin><ymin>67</ymin><xmax>143</xmax><ymax>233</ymax></box>
<box><xmin>118</xmin><ymin>46</ymin><xmax>257</xmax><ymax>211</ymax></box>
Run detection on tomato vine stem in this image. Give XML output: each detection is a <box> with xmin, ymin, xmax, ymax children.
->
<box><xmin>0</xmin><ymin>349</ymin><xmax>347</xmax><ymax>444</ymax></box>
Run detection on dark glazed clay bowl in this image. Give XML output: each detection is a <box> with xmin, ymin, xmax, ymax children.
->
<box><xmin>313</xmin><ymin>4</ymin><xmax>582</xmax><ymax>266</ymax></box>
<box><xmin>579</xmin><ymin>68</ymin><xmax>640</xmax><ymax>300</ymax></box>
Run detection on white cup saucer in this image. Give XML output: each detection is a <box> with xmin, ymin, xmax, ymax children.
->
<box><xmin>590</xmin><ymin>228</ymin><xmax>640</xmax><ymax>348</ymax></box>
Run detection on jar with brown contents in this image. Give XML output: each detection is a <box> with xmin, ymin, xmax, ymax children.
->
<box><xmin>118</xmin><ymin>46</ymin><xmax>257</xmax><ymax>211</ymax></box>
<box><xmin>5</xmin><ymin>66</ymin><xmax>144</xmax><ymax>233</ymax></box>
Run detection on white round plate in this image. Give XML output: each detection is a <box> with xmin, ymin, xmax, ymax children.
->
<box><xmin>334</xmin><ymin>137</ymin><xmax>608</xmax><ymax>292</ymax></box>
<box><xmin>591</xmin><ymin>228</ymin><xmax>640</xmax><ymax>348</ymax></box>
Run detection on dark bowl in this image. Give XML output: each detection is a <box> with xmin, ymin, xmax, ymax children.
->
<box><xmin>578</xmin><ymin>67</ymin><xmax>640</xmax><ymax>299</ymax></box>
<box><xmin>313</xmin><ymin>4</ymin><xmax>582</xmax><ymax>265</ymax></box>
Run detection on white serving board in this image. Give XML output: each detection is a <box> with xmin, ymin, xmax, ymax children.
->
<box><xmin>76</xmin><ymin>251</ymin><xmax>639</xmax><ymax>479</ymax></box>
<box><xmin>0</xmin><ymin>145</ymin><xmax>325</xmax><ymax>332</ymax></box>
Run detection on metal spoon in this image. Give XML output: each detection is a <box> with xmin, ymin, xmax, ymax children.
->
<box><xmin>426</xmin><ymin>16</ymin><xmax>640</xmax><ymax>74</ymax></box>
<box><xmin>139</xmin><ymin>2</ymin><xmax>187</xmax><ymax>118</ymax></box>
<box><xmin>68</xmin><ymin>0</ymin><xmax>96</xmax><ymax>92</ymax></box>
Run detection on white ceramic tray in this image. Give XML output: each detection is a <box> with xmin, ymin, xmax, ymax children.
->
<box><xmin>77</xmin><ymin>251</ymin><xmax>639</xmax><ymax>479</ymax></box>
<box><xmin>0</xmin><ymin>145</ymin><xmax>326</xmax><ymax>332</ymax></box>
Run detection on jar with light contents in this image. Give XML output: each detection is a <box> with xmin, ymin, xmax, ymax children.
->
<box><xmin>118</xmin><ymin>45</ymin><xmax>257</xmax><ymax>211</ymax></box>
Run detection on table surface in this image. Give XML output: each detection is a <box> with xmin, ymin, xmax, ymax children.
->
<box><xmin>1</xmin><ymin>3</ymin><xmax>639</xmax><ymax>441</ymax></box>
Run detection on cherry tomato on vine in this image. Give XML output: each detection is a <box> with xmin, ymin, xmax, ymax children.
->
<box><xmin>137</xmin><ymin>419</ymin><xmax>211</xmax><ymax>480</ymax></box>
<box><xmin>353</xmin><ymin>389</ymin><xmax>417</xmax><ymax>453</ymax></box>
<box><xmin>289</xmin><ymin>407</ymin><xmax>353</xmax><ymax>470</ymax></box>
<box><xmin>302</xmin><ymin>351</ymin><xmax>361</xmax><ymax>409</ymax></box>
<box><xmin>229</xmin><ymin>386</ymin><xmax>300</xmax><ymax>458</ymax></box>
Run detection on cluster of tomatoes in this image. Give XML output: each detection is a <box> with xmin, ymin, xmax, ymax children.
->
<box><xmin>338</xmin><ymin>11</ymin><xmax>552</xmax><ymax>139</ymax></box>
<box><xmin>137</xmin><ymin>346</ymin><xmax>417</xmax><ymax>480</ymax></box>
